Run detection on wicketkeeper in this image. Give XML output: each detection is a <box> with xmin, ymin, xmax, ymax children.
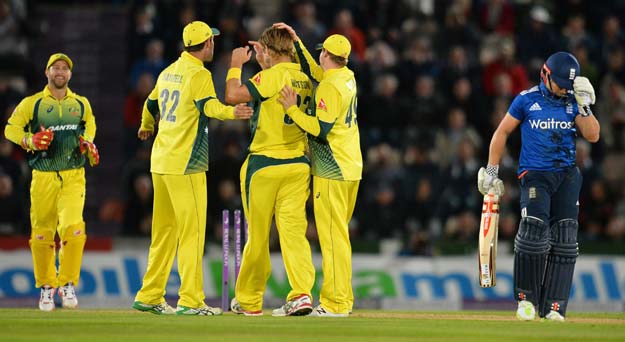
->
<box><xmin>4</xmin><ymin>53</ymin><xmax>99</xmax><ymax>311</ymax></box>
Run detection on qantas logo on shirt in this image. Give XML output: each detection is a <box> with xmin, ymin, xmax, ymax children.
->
<box><xmin>317</xmin><ymin>98</ymin><xmax>327</xmax><ymax>111</ymax></box>
<box><xmin>48</xmin><ymin>124</ymin><xmax>79</xmax><ymax>131</ymax></box>
<box><xmin>253</xmin><ymin>74</ymin><xmax>261</xmax><ymax>84</ymax></box>
<box><xmin>528</xmin><ymin>119</ymin><xmax>574</xmax><ymax>130</ymax></box>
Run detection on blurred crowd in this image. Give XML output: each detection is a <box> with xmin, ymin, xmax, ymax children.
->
<box><xmin>2</xmin><ymin>0</ymin><xmax>625</xmax><ymax>255</ymax></box>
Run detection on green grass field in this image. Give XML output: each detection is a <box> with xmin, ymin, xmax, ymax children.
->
<box><xmin>0</xmin><ymin>309</ymin><xmax>623</xmax><ymax>342</ymax></box>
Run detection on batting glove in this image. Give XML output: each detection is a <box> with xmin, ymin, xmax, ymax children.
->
<box><xmin>573</xmin><ymin>77</ymin><xmax>595</xmax><ymax>105</ymax></box>
<box><xmin>79</xmin><ymin>136</ymin><xmax>100</xmax><ymax>166</ymax></box>
<box><xmin>21</xmin><ymin>126</ymin><xmax>54</xmax><ymax>151</ymax></box>
<box><xmin>477</xmin><ymin>165</ymin><xmax>505</xmax><ymax>196</ymax></box>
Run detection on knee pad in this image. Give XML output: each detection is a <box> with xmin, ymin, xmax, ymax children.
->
<box><xmin>513</xmin><ymin>217</ymin><xmax>549</xmax><ymax>305</ymax></box>
<box><xmin>30</xmin><ymin>229</ymin><xmax>55</xmax><ymax>244</ymax></box>
<box><xmin>514</xmin><ymin>217</ymin><xmax>550</xmax><ymax>255</ymax></box>
<box><xmin>29</xmin><ymin>229</ymin><xmax>57</xmax><ymax>288</ymax></box>
<box><xmin>540</xmin><ymin>219</ymin><xmax>578</xmax><ymax>318</ymax></box>
<box><xmin>550</xmin><ymin>218</ymin><xmax>579</xmax><ymax>260</ymax></box>
<box><xmin>58</xmin><ymin>223</ymin><xmax>87</xmax><ymax>286</ymax></box>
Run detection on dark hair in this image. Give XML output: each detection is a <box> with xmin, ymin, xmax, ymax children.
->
<box><xmin>184</xmin><ymin>40</ymin><xmax>206</xmax><ymax>52</ymax></box>
<box><xmin>325</xmin><ymin>50</ymin><xmax>348</xmax><ymax>66</ymax></box>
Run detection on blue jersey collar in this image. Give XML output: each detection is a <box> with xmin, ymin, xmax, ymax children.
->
<box><xmin>539</xmin><ymin>82</ymin><xmax>574</xmax><ymax>105</ymax></box>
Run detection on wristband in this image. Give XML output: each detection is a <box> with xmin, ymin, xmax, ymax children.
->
<box><xmin>21</xmin><ymin>133</ymin><xmax>34</xmax><ymax>151</ymax></box>
<box><xmin>226</xmin><ymin>68</ymin><xmax>242</xmax><ymax>81</ymax></box>
<box><xmin>580</xmin><ymin>105</ymin><xmax>593</xmax><ymax>117</ymax></box>
<box><xmin>486</xmin><ymin>164</ymin><xmax>499</xmax><ymax>177</ymax></box>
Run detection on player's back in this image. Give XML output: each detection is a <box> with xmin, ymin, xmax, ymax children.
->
<box><xmin>246</xmin><ymin>62</ymin><xmax>312</xmax><ymax>159</ymax></box>
<box><xmin>151</xmin><ymin>52</ymin><xmax>210</xmax><ymax>174</ymax></box>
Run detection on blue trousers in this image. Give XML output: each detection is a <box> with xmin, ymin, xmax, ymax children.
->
<box><xmin>519</xmin><ymin>167</ymin><xmax>582</xmax><ymax>223</ymax></box>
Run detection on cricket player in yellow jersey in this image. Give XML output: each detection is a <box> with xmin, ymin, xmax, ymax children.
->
<box><xmin>132</xmin><ymin>21</ymin><xmax>252</xmax><ymax>316</ymax></box>
<box><xmin>275</xmin><ymin>23</ymin><xmax>363</xmax><ymax>317</ymax></box>
<box><xmin>224</xmin><ymin>27</ymin><xmax>315</xmax><ymax>316</ymax></box>
<box><xmin>4</xmin><ymin>53</ymin><xmax>99</xmax><ymax>311</ymax></box>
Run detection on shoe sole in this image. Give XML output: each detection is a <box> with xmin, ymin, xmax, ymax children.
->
<box><xmin>271</xmin><ymin>311</ymin><xmax>286</xmax><ymax>317</ymax></box>
<box><xmin>287</xmin><ymin>304</ymin><xmax>313</xmax><ymax>316</ymax></box>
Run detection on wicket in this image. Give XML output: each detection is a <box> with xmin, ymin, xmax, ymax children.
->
<box><xmin>221</xmin><ymin>209</ymin><xmax>247</xmax><ymax>311</ymax></box>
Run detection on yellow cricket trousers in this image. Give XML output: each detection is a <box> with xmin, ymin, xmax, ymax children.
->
<box><xmin>135</xmin><ymin>172</ymin><xmax>207</xmax><ymax>308</ymax></box>
<box><xmin>235</xmin><ymin>154</ymin><xmax>315</xmax><ymax>311</ymax></box>
<box><xmin>29</xmin><ymin>168</ymin><xmax>86</xmax><ymax>288</ymax></box>
<box><xmin>29</xmin><ymin>167</ymin><xmax>87</xmax><ymax>287</ymax></box>
<box><xmin>313</xmin><ymin>176</ymin><xmax>359</xmax><ymax>314</ymax></box>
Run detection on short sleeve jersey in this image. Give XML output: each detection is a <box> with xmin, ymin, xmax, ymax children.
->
<box><xmin>508</xmin><ymin>83</ymin><xmax>581</xmax><ymax>174</ymax></box>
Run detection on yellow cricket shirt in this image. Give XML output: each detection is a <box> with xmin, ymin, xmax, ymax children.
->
<box><xmin>288</xmin><ymin>42</ymin><xmax>363</xmax><ymax>181</ymax></box>
<box><xmin>141</xmin><ymin>51</ymin><xmax>235</xmax><ymax>175</ymax></box>
<box><xmin>244</xmin><ymin>62</ymin><xmax>313</xmax><ymax>159</ymax></box>
<box><xmin>4</xmin><ymin>86</ymin><xmax>96</xmax><ymax>171</ymax></box>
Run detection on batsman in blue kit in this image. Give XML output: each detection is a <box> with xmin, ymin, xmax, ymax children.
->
<box><xmin>478</xmin><ymin>52</ymin><xmax>600</xmax><ymax>321</ymax></box>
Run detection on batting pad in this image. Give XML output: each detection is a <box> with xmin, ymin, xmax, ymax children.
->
<box><xmin>539</xmin><ymin>219</ymin><xmax>579</xmax><ymax>317</ymax></box>
<box><xmin>29</xmin><ymin>229</ymin><xmax>57</xmax><ymax>288</ymax></box>
<box><xmin>57</xmin><ymin>222</ymin><xmax>87</xmax><ymax>286</ymax></box>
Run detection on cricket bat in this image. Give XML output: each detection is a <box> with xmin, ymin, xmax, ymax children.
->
<box><xmin>478</xmin><ymin>189</ymin><xmax>500</xmax><ymax>287</ymax></box>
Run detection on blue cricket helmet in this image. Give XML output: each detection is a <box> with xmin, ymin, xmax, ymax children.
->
<box><xmin>541</xmin><ymin>52</ymin><xmax>580</xmax><ymax>90</ymax></box>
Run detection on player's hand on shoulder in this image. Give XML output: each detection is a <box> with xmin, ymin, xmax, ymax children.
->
<box><xmin>278</xmin><ymin>86</ymin><xmax>297</xmax><ymax>110</ymax></box>
<box><xmin>477</xmin><ymin>165</ymin><xmax>504</xmax><ymax>196</ymax></box>
<box><xmin>231</xmin><ymin>46</ymin><xmax>252</xmax><ymax>67</ymax></box>
<box><xmin>573</xmin><ymin>76</ymin><xmax>595</xmax><ymax>106</ymax></box>
<box><xmin>233</xmin><ymin>103</ymin><xmax>253</xmax><ymax>119</ymax></box>
<box><xmin>137</xmin><ymin>128</ymin><xmax>154</xmax><ymax>141</ymax></box>
<box><xmin>272</xmin><ymin>22</ymin><xmax>299</xmax><ymax>41</ymax></box>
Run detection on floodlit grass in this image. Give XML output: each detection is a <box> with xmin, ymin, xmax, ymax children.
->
<box><xmin>0</xmin><ymin>309</ymin><xmax>623</xmax><ymax>342</ymax></box>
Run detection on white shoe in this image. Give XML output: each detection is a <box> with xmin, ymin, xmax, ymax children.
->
<box><xmin>271</xmin><ymin>294</ymin><xmax>312</xmax><ymax>316</ymax></box>
<box><xmin>59</xmin><ymin>282</ymin><xmax>78</xmax><ymax>309</ymax></box>
<box><xmin>516</xmin><ymin>300</ymin><xmax>536</xmax><ymax>321</ymax></box>
<box><xmin>230</xmin><ymin>298</ymin><xmax>263</xmax><ymax>316</ymax></box>
<box><xmin>309</xmin><ymin>305</ymin><xmax>348</xmax><ymax>317</ymax></box>
<box><xmin>39</xmin><ymin>286</ymin><xmax>55</xmax><ymax>312</ymax></box>
<box><xmin>544</xmin><ymin>310</ymin><xmax>565</xmax><ymax>322</ymax></box>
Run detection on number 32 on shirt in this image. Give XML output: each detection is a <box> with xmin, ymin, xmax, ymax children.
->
<box><xmin>160</xmin><ymin>89</ymin><xmax>179</xmax><ymax>123</ymax></box>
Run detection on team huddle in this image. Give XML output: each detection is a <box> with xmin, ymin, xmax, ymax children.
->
<box><xmin>131</xmin><ymin>21</ymin><xmax>362</xmax><ymax>317</ymax></box>
<box><xmin>4</xmin><ymin>18</ymin><xmax>600</xmax><ymax>321</ymax></box>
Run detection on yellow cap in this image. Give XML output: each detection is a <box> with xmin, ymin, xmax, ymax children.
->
<box><xmin>316</xmin><ymin>34</ymin><xmax>351</xmax><ymax>60</ymax></box>
<box><xmin>183</xmin><ymin>21</ymin><xmax>220</xmax><ymax>47</ymax></box>
<box><xmin>46</xmin><ymin>53</ymin><xmax>73</xmax><ymax>70</ymax></box>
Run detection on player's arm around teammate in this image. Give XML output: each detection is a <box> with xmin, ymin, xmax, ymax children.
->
<box><xmin>277</xmin><ymin>27</ymin><xmax>363</xmax><ymax>316</ymax></box>
<box><xmin>273</xmin><ymin>22</ymin><xmax>324</xmax><ymax>82</ymax></box>
<box><xmin>4</xmin><ymin>53</ymin><xmax>98</xmax><ymax>311</ymax></box>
